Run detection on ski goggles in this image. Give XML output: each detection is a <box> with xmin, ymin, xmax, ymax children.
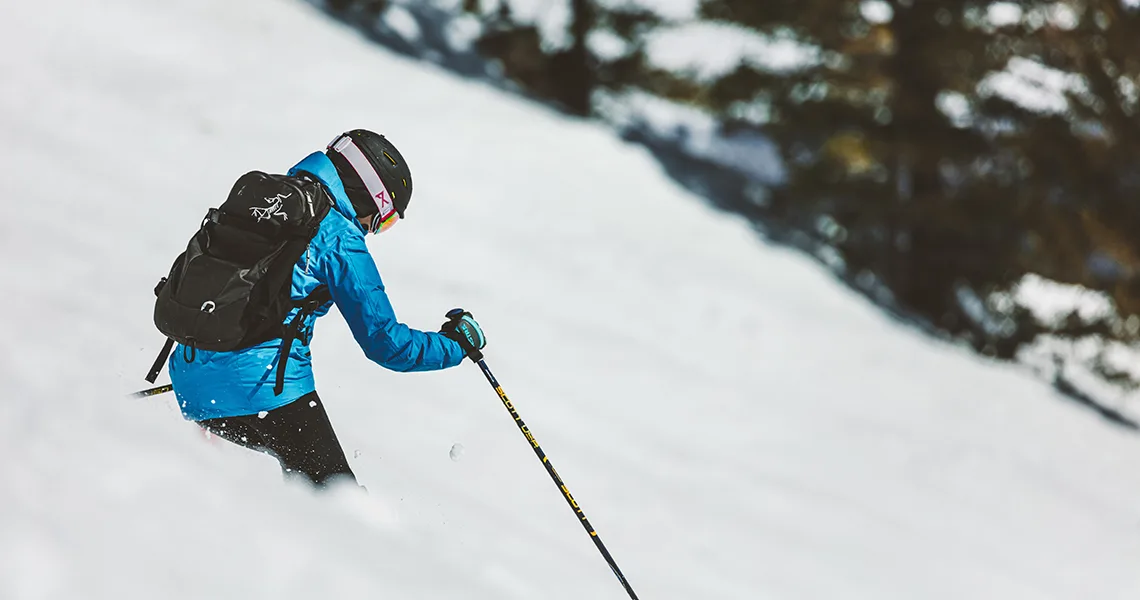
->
<box><xmin>328</xmin><ymin>133</ymin><xmax>400</xmax><ymax>235</ymax></box>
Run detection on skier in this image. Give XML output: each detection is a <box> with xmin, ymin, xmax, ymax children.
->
<box><xmin>162</xmin><ymin>129</ymin><xmax>486</xmax><ymax>487</ymax></box>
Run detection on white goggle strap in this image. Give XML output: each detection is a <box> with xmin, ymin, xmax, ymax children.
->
<box><xmin>329</xmin><ymin>135</ymin><xmax>395</xmax><ymax>228</ymax></box>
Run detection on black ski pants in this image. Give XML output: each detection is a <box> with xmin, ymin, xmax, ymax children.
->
<box><xmin>197</xmin><ymin>391</ymin><xmax>357</xmax><ymax>487</ymax></box>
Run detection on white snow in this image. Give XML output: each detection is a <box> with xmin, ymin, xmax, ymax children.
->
<box><xmin>595</xmin><ymin>0</ymin><xmax>700</xmax><ymax>21</ymax></box>
<box><xmin>644</xmin><ymin>22</ymin><xmax>820</xmax><ymax>82</ymax></box>
<box><xmin>936</xmin><ymin>90</ymin><xmax>974</xmax><ymax>128</ymax></box>
<box><xmin>1014</xmin><ymin>274</ymin><xmax>1116</xmax><ymax>325</ymax></box>
<box><xmin>3</xmin><ymin>0</ymin><xmax>1140</xmax><ymax>599</ymax></box>
<box><xmin>1047</xmin><ymin>3</ymin><xmax>1081</xmax><ymax>30</ymax></box>
<box><xmin>587</xmin><ymin>28</ymin><xmax>635</xmax><ymax>61</ymax></box>
<box><xmin>861</xmin><ymin>0</ymin><xmax>895</xmax><ymax>25</ymax></box>
<box><xmin>475</xmin><ymin>0</ymin><xmax>575</xmax><ymax>51</ymax></box>
<box><xmin>596</xmin><ymin>89</ymin><xmax>785</xmax><ymax>184</ymax></box>
<box><xmin>382</xmin><ymin>4</ymin><xmax>423</xmax><ymax>42</ymax></box>
<box><xmin>1012</xmin><ymin>274</ymin><xmax>1140</xmax><ymax>421</ymax></box>
<box><xmin>444</xmin><ymin>12</ymin><xmax>486</xmax><ymax>52</ymax></box>
<box><xmin>978</xmin><ymin>57</ymin><xmax>1089</xmax><ymax>115</ymax></box>
<box><xmin>987</xmin><ymin>2</ymin><xmax>1024</xmax><ymax>28</ymax></box>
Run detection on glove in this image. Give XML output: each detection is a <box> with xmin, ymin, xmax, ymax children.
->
<box><xmin>440</xmin><ymin>308</ymin><xmax>486</xmax><ymax>361</ymax></box>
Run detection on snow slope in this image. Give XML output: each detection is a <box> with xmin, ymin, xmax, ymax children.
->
<box><xmin>2</xmin><ymin>0</ymin><xmax>1140</xmax><ymax>598</ymax></box>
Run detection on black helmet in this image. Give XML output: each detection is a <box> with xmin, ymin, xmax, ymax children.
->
<box><xmin>325</xmin><ymin>129</ymin><xmax>413</xmax><ymax>222</ymax></box>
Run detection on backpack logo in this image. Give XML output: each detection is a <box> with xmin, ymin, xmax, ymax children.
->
<box><xmin>250</xmin><ymin>193</ymin><xmax>291</xmax><ymax>222</ymax></box>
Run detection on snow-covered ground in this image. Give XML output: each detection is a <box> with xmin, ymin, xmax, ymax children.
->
<box><xmin>2</xmin><ymin>0</ymin><xmax>1140</xmax><ymax>598</ymax></box>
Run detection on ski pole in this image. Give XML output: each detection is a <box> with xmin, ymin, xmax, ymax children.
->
<box><xmin>131</xmin><ymin>383</ymin><xmax>173</xmax><ymax>398</ymax></box>
<box><xmin>474</xmin><ymin>358</ymin><xmax>640</xmax><ymax>599</ymax></box>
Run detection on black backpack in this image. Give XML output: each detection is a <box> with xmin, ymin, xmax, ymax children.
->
<box><xmin>146</xmin><ymin>171</ymin><xmax>332</xmax><ymax>395</ymax></box>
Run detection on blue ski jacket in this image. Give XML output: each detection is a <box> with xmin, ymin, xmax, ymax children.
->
<box><xmin>169</xmin><ymin>151</ymin><xmax>466</xmax><ymax>421</ymax></box>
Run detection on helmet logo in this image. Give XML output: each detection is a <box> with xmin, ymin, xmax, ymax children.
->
<box><xmin>374</xmin><ymin>189</ymin><xmax>395</xmax><ymax>217</ymax></box>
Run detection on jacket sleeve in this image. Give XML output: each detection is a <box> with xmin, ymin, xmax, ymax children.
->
<box><xmin>319</xmin><ymin>230</ymin><xmax>467</xmax><ymax>372</ymax></box>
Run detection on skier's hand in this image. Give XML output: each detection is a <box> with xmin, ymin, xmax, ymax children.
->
<box><xmin>441</xmin><ymin>309</ymin><xmax>486</xmax><ymax>361</ymax></box>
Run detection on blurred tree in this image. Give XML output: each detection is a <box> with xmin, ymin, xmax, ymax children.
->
<box><xmin>1017</xmin><ymin>1</ymin><xmax>1140</xmax><ymax>313</ymax></box>
<box><xmin>690</xmin><ymin>0</ymin><xmax>1140</xmax><ymax>359</ymax></box>
<box><xmin>464</xmin><ymin>0</ymin><xmax>667</xmax><ymax>116</ymax></box>
<box><xmin>465</xmin><ymin>0</ymin><xmax>594</xmax><ymax>114</ymax></box>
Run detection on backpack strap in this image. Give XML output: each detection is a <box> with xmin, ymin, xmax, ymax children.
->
<box><xmin>145</xmin><ymin>338</ymin><xmax>176</xmax><ymax>384</ymax></box>
<box><xmin>274</xmin><ymin>285</ymin><xmax>333</xmax><ymax>396</ymax></box>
